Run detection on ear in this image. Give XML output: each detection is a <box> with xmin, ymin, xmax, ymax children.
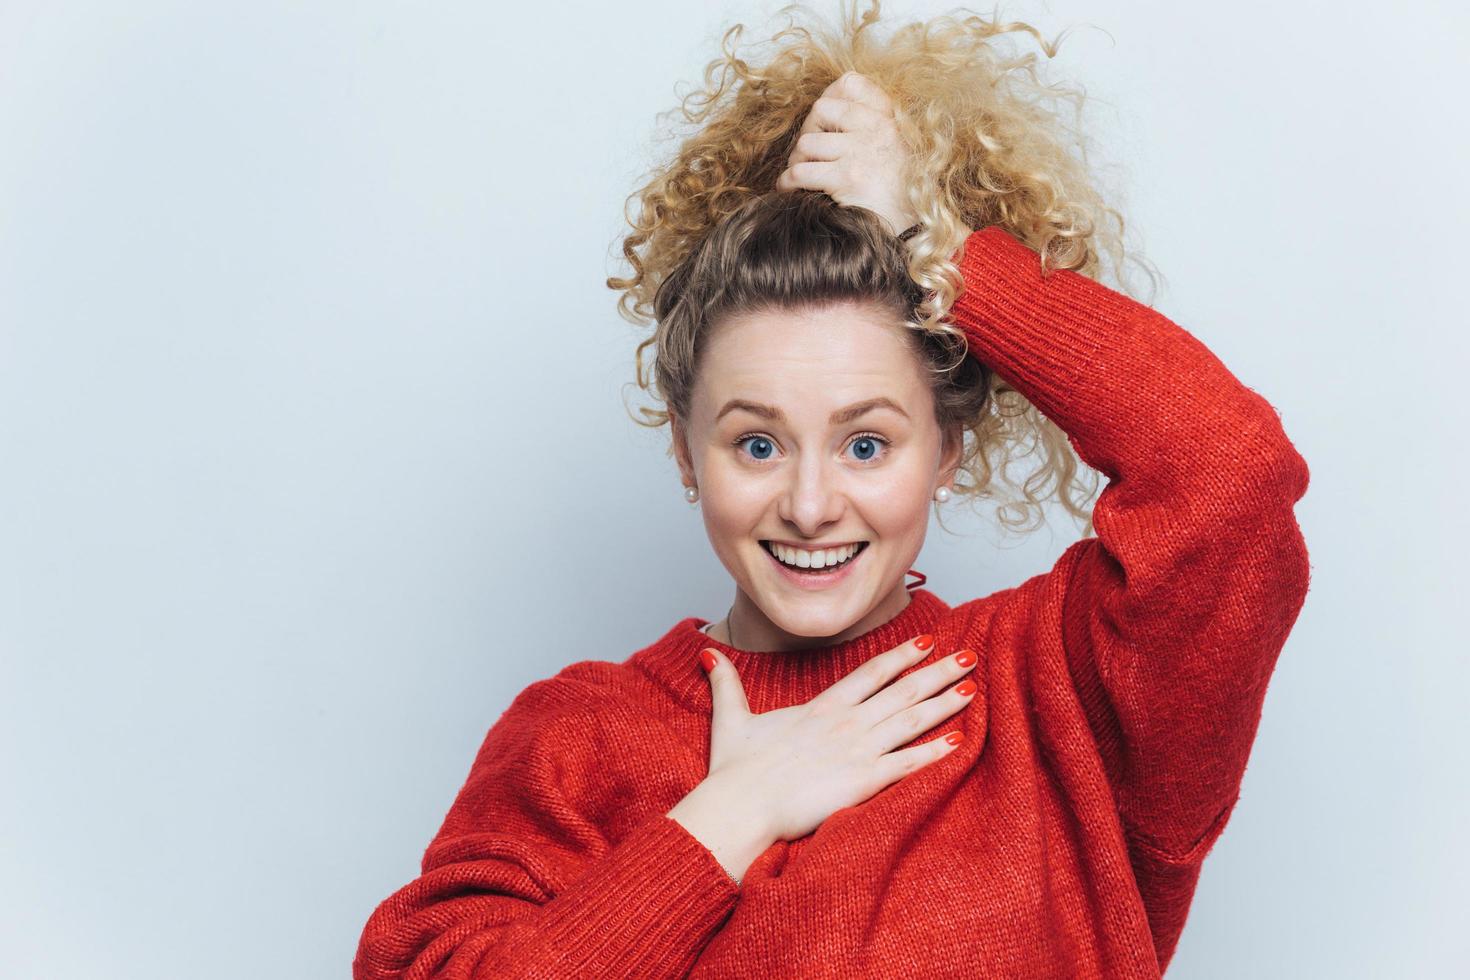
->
<box><xmin>670</xmin><ymin>412</ymin><xmax>696</xmax><ymax>486</ymax></box>
<box><xmin>937</xmin><ymin>422</ymin><xmax>964</xmax><ymax>489</ymax></box>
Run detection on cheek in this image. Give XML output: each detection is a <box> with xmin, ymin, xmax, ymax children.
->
<box><xmin>697</xmin><ymin>466</ymin><xmax>766</xmax><ymax>545</ymax></box>
<box><xmin>858</xmin><ymin>465</ymin><xmax>934</xmax><ymax>533</ymax></box>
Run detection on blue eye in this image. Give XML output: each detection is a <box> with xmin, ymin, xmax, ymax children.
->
<box><xmin>849</xmin><ymin>435</ymin><xmax>884</xmax><ymax>462</ymax></box>
<box><xmin>736</xmin><ymin>435</ymin><xmax>776</xmax><ymax>460</ymax></box>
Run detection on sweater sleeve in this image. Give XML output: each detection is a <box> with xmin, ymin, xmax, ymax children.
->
<box><xmin>947</xmin><ymin>225</ymin><xmax>1312</xmax><ymax>862</ymax></box>
<box><xmin>352</xmin><ymin>675</ymin><xmax>741</xmax><ymax>980</ymax></box>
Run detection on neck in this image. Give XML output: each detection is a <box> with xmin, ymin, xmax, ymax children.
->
<box><xmin>714</xmin><ymin>581</ymin><xmax>913</xmax><ymax>652</ymax></box>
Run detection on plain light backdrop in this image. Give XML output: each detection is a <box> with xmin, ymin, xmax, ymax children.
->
<box><xmin>1</xmin><ymin>1</ymin><xmax>1464</xmax><ymax>976</ymax></box>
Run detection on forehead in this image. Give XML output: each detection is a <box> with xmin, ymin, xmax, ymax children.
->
<box><xmin>696</xmin><ymin>301</ymin><xmax>926</xmax><ymax>418</ymax></box>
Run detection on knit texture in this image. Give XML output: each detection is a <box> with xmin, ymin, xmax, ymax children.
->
<box><xmin>353</xmin><ymin>225</ymin><xmax>1312</xmax><ymax>979</ymax></box>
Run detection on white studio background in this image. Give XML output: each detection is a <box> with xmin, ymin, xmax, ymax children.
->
<box><xmin>0</xmin><ymin>1</ymin><xmax>1463</xmax><ymax>977</ymax></box>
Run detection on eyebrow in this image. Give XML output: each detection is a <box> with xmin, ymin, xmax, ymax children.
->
<box><xmin>714</xmin><ymin>396</ymin><xmax>910</xmax><ymax>426</ymax></box>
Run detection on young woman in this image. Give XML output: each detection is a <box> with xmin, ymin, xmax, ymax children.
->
<box><xmin>354</xmin><ymin>5</ymin><xmax>1311</xmax><ymax>978</ymax></box>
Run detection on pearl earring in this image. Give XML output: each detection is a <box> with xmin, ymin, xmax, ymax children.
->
<box><xmin>933</xmin><ymin>486</ymin><xmax>951</xmax><ymax>503</ymax></box>
<box><xmin>684</xmin><ymin>486</ymin><xmax>699</xmax><ymax>504</ymax></box>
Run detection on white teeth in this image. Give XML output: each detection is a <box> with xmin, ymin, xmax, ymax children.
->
<box><xmin>768</xmin><ymin>541</ymin><xmax>861</xmax><ymax>569</ymax></box>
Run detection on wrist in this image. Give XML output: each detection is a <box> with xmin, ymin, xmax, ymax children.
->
<box><xmin>667</xmin><ymin>776</ymin><xmax>775</xmax><ymax>884</ymax></box>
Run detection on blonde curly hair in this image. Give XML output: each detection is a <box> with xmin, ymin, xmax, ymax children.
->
<box><xmin>607</xmin><ymin>0</ymin><xmax>1164</xmax><ymax>537</ymax></box>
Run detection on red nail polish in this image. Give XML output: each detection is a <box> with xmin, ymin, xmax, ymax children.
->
<box><xmin>699</xmin><ymin>649</ymin><xmax>718</xmax><ymax>672</ymax></box>
<box><xmin>954</xmin><ymin>678</ymin><xmax>977</xmax><ymax>698</ymax></box>
<box><xmin>914</xmin><ymin>634</ymin><xmax>935</xmax><ymax>651</ymax></box>
<box><xmin>954</xmin><ymin>648</ymin><xmax>976</xmax><ymax>668</ymax></box>
<box><xmin>943</xmin><ymin>730</ymin><xmax>964</xmax><ymax>746</ymax></box>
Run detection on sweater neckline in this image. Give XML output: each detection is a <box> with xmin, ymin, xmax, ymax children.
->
<box><xmin>632</xmin><ymin>587</ymin><xmax>952</xmax><ymax>713</ymax></box>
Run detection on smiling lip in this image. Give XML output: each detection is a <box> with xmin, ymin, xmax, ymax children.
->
<box><xmin>761</xmin><ymin>540</ymin><xmax>868</xmax><ymax>591</ymax></box>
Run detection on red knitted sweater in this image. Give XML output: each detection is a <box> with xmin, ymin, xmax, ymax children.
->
<box><xmin>353</xmin><ymin>225</ymin><xmax>1312</xmax><ymax>979</ymax></box>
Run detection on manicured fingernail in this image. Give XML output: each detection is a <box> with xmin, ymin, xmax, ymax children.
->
<box><xmin>953</xmin><ymin>649</ymin><xmax>976</xmax><ymax>668</ymax></box>
<box><xmin>914</xmin><ymin>634</ymin><xmax>935</xmax><ymax>651</ymax></box>
<box><xmin>699</xmin><ymin>649</ymin><xmax>718</xmax><ymax>672</ymax></box>
<box><xmin>943</xmin><ymin>731</ymin><xmax>964</xmax><ymax>746</ymax></box>
<box><xmin>954</xmin><ymin>678</ymin><xmax>977</xmax><ymax>698</ymax></box>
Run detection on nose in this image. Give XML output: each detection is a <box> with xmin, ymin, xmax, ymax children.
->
<box><xmin>775</xmin><ymin>450</ymin><xmax>846</xmax><ymax>535</ymax></box>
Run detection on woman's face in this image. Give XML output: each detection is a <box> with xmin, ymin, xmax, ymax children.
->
<box><xmin>672</xmin><ymin>300</ymin><xmax>962</xmax><ymax>647</ymax></box>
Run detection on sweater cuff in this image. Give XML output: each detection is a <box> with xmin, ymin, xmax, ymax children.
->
<box><xmin>514</xmin><ymin>814</ymin><xmax>740</xmax><ymax>976</ymax></box>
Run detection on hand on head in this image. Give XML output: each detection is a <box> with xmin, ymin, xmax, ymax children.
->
<box><xmin>775</xmin><ymin>70</ymin><xmax>919</xmax><ymax>238</ymax></box>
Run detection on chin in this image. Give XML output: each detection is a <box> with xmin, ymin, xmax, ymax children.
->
<box><xmin>765</xmin><ymin>602</ymin><xmax>860</xmax><ymax>639</ymax></box>
<box><xmin>752</xmin><ymin>574</ymin><xmax>874</xmax><ymax>638</ymax></box>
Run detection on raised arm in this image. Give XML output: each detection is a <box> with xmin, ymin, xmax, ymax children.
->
<box><xmin>352</xmin><ymin>675</ymin><xmax>740</xmax><ymax>980</ymax></box>
<box><xmin>947</xmin><ymin>224</ymin><xmax>1312</xmax><ymax>862</ymax></box>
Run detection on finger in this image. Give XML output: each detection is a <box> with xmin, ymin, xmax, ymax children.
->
<box><xmin>832</xmin><ymin>71</ymin><xmax>896</xmax><ymax>116</ymax></box>
<box><xmin>700</xmin><ymin>647</ymin><xmax>751</xmax><ymax>722</ymax></box>
<box><xmin>867</xmin><ymin>676</ymin><xmax>978</xmax><ymax>754</ymax></box>
<box><xmin>776</xmin><ymin>159</ymin><xmax>843</xmax><ymax>194</ymax></box>
<box><xmin>799</xmin><ymin>95</ymin><xmax>887</xmax><ymax>136</ymax></box>
<box><xmin>809</xmin><ymin>634</ymin><xmax>933</xmax><ymax>709</ymax></box>
<box><xmin>872</xmin><ymin>728</ymin><xmax>965</xmax><ymax>788</ymax></box>
<box><xmin>787</xmin><ymin>129</ymin><xmax>849</xmax><ymax>166</ymax></box>
<box><xmin>858</xmin><ymin>647</ymin><xmax>977</xmax><ymax>727</ymax></box>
